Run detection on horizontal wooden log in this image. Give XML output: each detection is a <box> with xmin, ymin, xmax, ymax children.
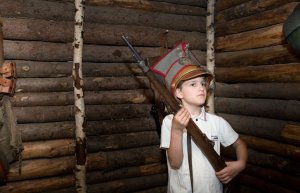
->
<box><xmin>87</xmin><ymin>131</ymin><xmax>160</xmax><ymax>152</ymax></box>
<box><xmin>14</xmin><ymin>104</ymin><xmax>153</xmax><ymax>123</ymax></box>
<box><xmin>8</xmin><ymin>146</ymin><xmax>162</xmax><ymax>181</ymax></box>
<box><xmin>216</xmin><ymin>0</ymin><xmax>248</xmax><ymax>11</ymax></box>
<box><xmin>127</xmin><ymin>186</ymin><xmax>167</xmax><ymax>193</ymax></box>
<box><xmin>22</xmin><ymin>139</ymin><xmax>74</xmax><ymax>159</ymax></box>
<box><xmin>15</xmin><ymin>76</ymin><xmax>150</xmax><ymax>92</ymax></box>
<box><xmin>2</xmin><ymin>18</ymin><xmax>206</xmax><ymax>49</ymax></box>
<box><xmin>222</xmin><ymin>148</ymin><xmax>300</xmax><ymax>176</ymax></box>
<box><xmin>281</xmin><ymin>124</ymin><xmax>300</xmax><ymax>146</ymax></box>
<box><xmin>4</xmin><ymin>40</ymin><xmax>206</xmax><ymax>63</ymax></box>
<box><xmin>219</xmin><ymin>113</ymin><xmax>300</xmax><ymax>145</ymax></box>
<box><xmin>240</xmin><ymin>135</ymin><xmax>300</xmax><ymax>160</ymax></box>
<box><xmin>244</xmin><ymin>164</ymin><xmax>300</xmax><ymax>192</ymax></box>
<box><xmin>15</xmin><ymin>61</ymin><xmax>143</xmax><ymax>78</ymax></box>
<box><xmin>46</xmin><ymin>164</ymin><xmax>167</xmax><ymax>193</ymax></box>
<box><xmin>216</xmin><ymin>63</ymin><xmax>300</xmax><ymax>83</ymax></box>
<box><xmin>22</xmin><ymin>131</ymin><xmax>160</xmax><ymax>159</ymax></box>
<box><xmin>216</xmin><ymin>45</ymin><xmax>300</xmax><ymax>67</ymax></box>
<box><xmin>239</xmin><ymin>174</ymin><xmax>298</xmax><ymax>193</ymax></box>
<box><xmin>216</xmin><ymin>2</ymin><xmax>299</xmax><ymax>36</ymax></box>
<box><xmin>87</xmin><ymin>163</ymin><xmax>167</xmax><ymax>184</ymax></box>
<box><xmin>215</xmin><ymin>97</ymin><xmax>300</xmax><ymax>122</ymax></box>
<box><xmin>4</xmin><ymin>41</ymin><xmax>156</xmax><ymax>62</ymax></box>
<box><xmin>216</xmin><ymin>0</ymin><xmax>295</xmax><ymax>22</ymax></box>
<box><xmin>87</xmin><ymin>173</ymin><xmax>167</xmax><ymax>193</ymax></box>
<box><xmin>12</xmin><ymin>90</ymin><xmax>154</xmax><ymax>106</ymax></box>
<box><xmin>150</xmin><ymin>0</ymin><xmax>206</xmax><ymax>7</ymax></box>
<box><xmin>20</xmin><ymin>118</ymin><xmax>157</xmax><ymax>142</ymax></box>
<box><xmin>1</xmin><ymin>163</ymin><xmax>167</xmax><ymax>193</ymax></box>
<box><xmin>0</xmin><ymin>0</ymin><xmax>206</xmax><ymax>32</ymax></box>
<box><xmin>0</xmin><ymin>175</ymin><xmax>74</xmax><ymax>193</ymax></box>
<box><xmin>216</xmin><ymin>24</ymin><xmax>283</xmax><ymax>52</ymax></box>
<box><xmin>86</xmin><ymin>0</ymin><xmax>205</xmax><ymax>16</ymax></box>
<box><xmin>215</xmin><ymin>82</ymin><xmax>300</xmax><ymax>100</ymax></box>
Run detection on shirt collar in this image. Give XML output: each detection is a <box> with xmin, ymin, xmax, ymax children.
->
<box><xmin>191</xmin><ymin>106</ymin><xmax>207</xmax><ymax>121</ymax></box>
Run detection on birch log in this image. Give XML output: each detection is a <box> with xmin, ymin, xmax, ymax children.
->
<box><xmin>73</xmin><ymin>0</ymin><xmax>86</xmax><ymax>191</ymax></box>
<box><xmin>206</xmin><ymin>0</ymin><xmax>215</xmax><ymax>114</ymax></box>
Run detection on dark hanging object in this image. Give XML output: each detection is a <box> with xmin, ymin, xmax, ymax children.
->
<box><xmin>283</xmin><ymin>4</ymin><xmax>300</xmax><ymax>54</ymax></box>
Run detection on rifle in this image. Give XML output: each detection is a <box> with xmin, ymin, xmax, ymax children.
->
<box><xmin>122</xmin><ymin>35</ymin><xmax>240</xmax><ymax>193</ymax></box>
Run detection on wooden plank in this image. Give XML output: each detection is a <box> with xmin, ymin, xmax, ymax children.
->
<box><xmin>215</xmin><ymin>97</ymin><xmax>300</xmax><ymax>122</ymax></box>
<box><xmin>215</xmin><ymin>63</ymin><xmax>300</xmax><ymax>83</ymax></box>
<box><xmin>216</xmin><ymin>2</ymin><xmax>299</xmax><ymax>36</ymax></box>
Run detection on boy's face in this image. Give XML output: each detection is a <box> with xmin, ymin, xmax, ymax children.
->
<box><xmin>175</xmin><ymin>76</ymin><xmax>207</xmax><ymax>107</ymax></box>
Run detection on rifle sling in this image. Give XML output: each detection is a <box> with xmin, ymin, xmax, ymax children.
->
<box><xmin>187</xmin><ymin>133</ymin><xmax>193</xmax><ymax>193</ymax></box>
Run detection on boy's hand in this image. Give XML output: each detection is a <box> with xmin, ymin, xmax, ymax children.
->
<box><xmin>215</xmin><ymin>160</ymin><xmax>245</xmax><ymax>184</ymax></box>
<box><xmin>172</xmin><ymin>107</ymin><xmax>190</xmax><ymax>132</ymax></box>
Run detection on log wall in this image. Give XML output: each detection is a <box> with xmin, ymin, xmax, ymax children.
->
<box><xmin>215</xmin><ymin>1</ymin><xmax>300</xmax><ymax>193</ymax></box>
<box><xmin>0</xmin><ymin>0</ymin><xmax>207</xmax><ymax>192</ymax></box>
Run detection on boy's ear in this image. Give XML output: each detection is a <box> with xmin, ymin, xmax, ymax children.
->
<box><xmin>175</xmin><ymin>88</ymin><xmax>183</xmax><ymax>99</ymax></box>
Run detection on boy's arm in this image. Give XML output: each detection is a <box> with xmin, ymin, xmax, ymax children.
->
<box><xmin>216</xmin><ymin>138</ymin><xmax>247</xmax><ymax>184</ymax></box>
<box><xmin>166</xmin><ymin>108</ymin><xmax>190</xmax><ymax>169</ymax></box>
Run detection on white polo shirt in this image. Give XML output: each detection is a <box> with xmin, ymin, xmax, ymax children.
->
<box><xmin>160</xmin><ymin>108</ymin><xmax>238</xmax><ymax>193</ymax></box>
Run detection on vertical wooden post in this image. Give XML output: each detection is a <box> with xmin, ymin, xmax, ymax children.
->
<box><xmin>73</xmin><ymin>0</ymin><xmax>86</xmax><ymax>192</ymax></box>
<box><xmin>206</xmin><ymin>0</ymin><xmax>216</xmax><ymax>114</ymax></box>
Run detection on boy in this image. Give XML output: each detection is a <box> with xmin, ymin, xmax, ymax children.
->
<box><xmin>151</xmin><ymin>43</ymin><xmax>247</xmax><ymax>193</ymax></box>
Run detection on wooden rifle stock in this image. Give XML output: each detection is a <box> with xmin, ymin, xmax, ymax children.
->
<box><xmin>122</xmin><ymin>36</ymin><xmax>240</xmax><ymax>193</ymax></box>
